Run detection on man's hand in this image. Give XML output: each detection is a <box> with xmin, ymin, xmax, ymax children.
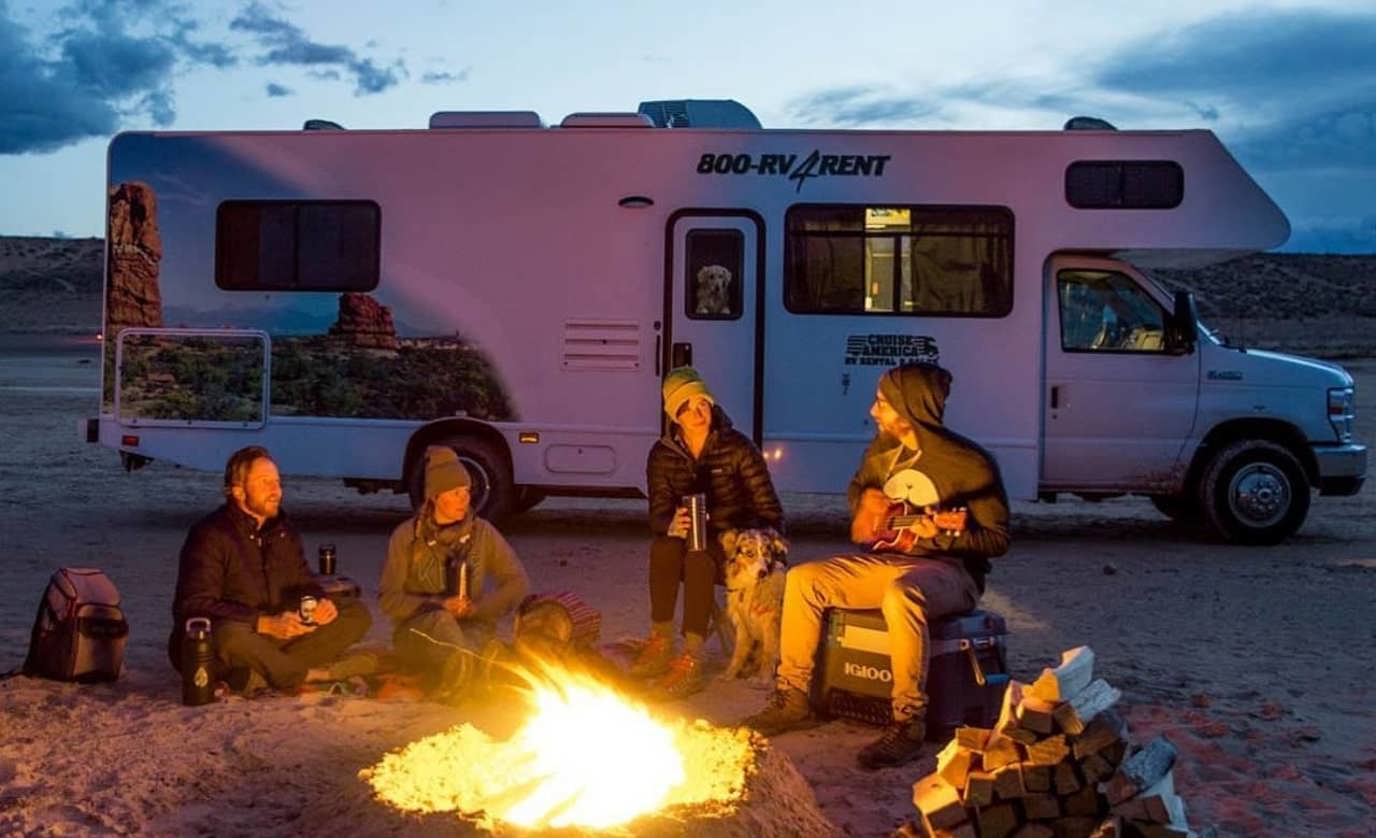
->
<box><xmin>257</xmin><ymin>611</ymin><xmax>315</xmax><ymax>640</ymax></box>
<box><xmin>443</xmin><ymin>595</ymin><xmax>474</xmax><ymax>619</ymax></box>
<box><xmin>312</xmin><ymin>598</ymin><xmax>338</xmax><ymax>626</ymax></box>
<box><xmin>667</xmin><ymin>506</ymin><xmax>691</xmax><ymax>539</ymax></box>
<box><xmin>850</xmin><ymin>488</ymin><xmax>890</xmax><ymax>545</ymax></box>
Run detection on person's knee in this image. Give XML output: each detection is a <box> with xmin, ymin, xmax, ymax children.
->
<box><xmin>684</xmin><ymin>549</ymin><xmax>715</xmax><ymax>576</ymax></box>
<box><xmin>334</xmin><ymin>599</ymin><xmax>372</xmax><ymax>632</ymax></box>
<box><xmin>881</xmin><ymin>580</ymin><xmax>929</xmax><ymax>622</ymax></box>
<box><xmin>650</xmin><ymin>535</ymin><xmax>685</xmax><ymax>561</ymax></box>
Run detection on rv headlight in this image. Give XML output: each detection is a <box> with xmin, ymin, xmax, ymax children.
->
<box><xmin>1327</xmin><ymin>386</ymin><xmax>1355</xmax><ymax>443</ymax></box>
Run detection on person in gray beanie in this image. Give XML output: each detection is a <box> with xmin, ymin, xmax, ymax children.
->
<box><xmin>378</xmin><ymin>445</ymin><xmax>530</xmax><ymax>699</ymax></box>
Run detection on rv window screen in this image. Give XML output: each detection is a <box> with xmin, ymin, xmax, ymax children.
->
<box><xmin>686</xmin><ymin>229</ymin><xmax>744</xmax><ymax>320</ymax></box>
<box><xmin>1065</xmin><ymin>161</ymin><xmax>1183</xmax><ymax>209</ymax></box>
<box><xmin>215</xmin><ymin>200</ymin><xmax>380</xmax><ymax>292</ymax></box>
<box><xmin>784</xmin><ymin>205</ymin><xmax>1012</xmax><ymax>316</ymax></box>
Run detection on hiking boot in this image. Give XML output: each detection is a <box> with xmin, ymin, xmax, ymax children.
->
<box><xmin>326</xmin><ymin>651</ymin><xmax>379</xmax><ymax>681</ymax></box>
<box><xmin>740</xmin><ymin>688</ymin><xmax>817</xmax><ymax>737</ymax></box>
<box><xmin>628</xmin><ymin>632</ymin><xmax>674</xmax><ymax>678</ymax></box>
<box><xmin>651</xmin><ymin>651</ymin><xmax>703</xmax><ymax>700</ymax></box>
<box><xmin>856</xmin><ymin>715</ymin><xmax>928</xmax><ymax>770</ymax></box>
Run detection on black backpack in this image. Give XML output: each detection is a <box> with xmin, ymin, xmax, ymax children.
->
<box><xmin>21</xmin><ymin>567</ymin><xmax>129</xmax><ymax>682</ymax></box>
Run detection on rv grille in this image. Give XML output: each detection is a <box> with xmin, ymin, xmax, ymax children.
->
<box><xmin>561</xmin><ymin>320</ymin><xmax>641</xmax><ymax>371</ymax></box>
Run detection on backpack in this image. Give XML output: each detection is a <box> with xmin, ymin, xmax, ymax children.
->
<box><xmin>22</xmin><ymin>567</ymin><xmax>129</xmax><ymax>682</ymax></box>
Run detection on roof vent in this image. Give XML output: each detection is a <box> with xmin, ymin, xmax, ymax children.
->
<box><xmin>1064</xmin><ymin>115</ymin><xmax>1117</xmax><ymax>131</ymax></box>
<box><xmin>559</xmin><ymin>112</ymin><xmax>654</xmax><ymax>128</ymax></box>
<box><xmin>429</xmin><ymin>111</ymin><xmax>543</xmax><ymax>129</ymax></box>
<box><xmin>637</xmin><ymin>99</ymin><xmax>761</xmax><ymax>129</ymax></box>
<box><xmin>303</xmin><ymin>119</ymin><xmax>345</xmax><ymax>131</ymax></box>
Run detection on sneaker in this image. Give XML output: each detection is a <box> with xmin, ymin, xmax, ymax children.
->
<box><xmin>651</xmin><ymin>651</ymin><xmax>703</xmax><ymax>700</ymax></box>
<box><xmin>740</xmin><ymin>687</ymin><xmax>817</xmax><ymax>737</ymax></box>
<box><xmin>628</xmin><ymin>632</ymin><xmax>674</xmax><ymax>678</ymax></box>
<box><xmin>326</xmin><ymin>651</ymin><xmax>380</xmax><ymax>681</ymax></box>
<box><xmin>856</xmin><ymin>715</ymin><xmax>927</xmax><ymax>770</ymax></box>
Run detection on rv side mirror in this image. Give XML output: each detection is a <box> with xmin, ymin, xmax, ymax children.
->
<box><xmin>1167</xmin><ymin>290</ymin><xmax>1198</xmax><ymax>355</ymax></box>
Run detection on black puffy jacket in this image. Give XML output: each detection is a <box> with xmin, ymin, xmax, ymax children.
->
<box><xmin>647</xmin><ymin>407</ymin><xmax>784</xmax><ymax>536</ymax></box>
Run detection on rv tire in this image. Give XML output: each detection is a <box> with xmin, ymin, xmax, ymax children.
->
<box><xmin>514</xmin><ymin>487</ymin><xmax>547</xmax><ymax>514</ymax></box>
<box><xmin>1148</xmin><ymin>493</ymin><xmax>1200</xmax><ymax>523</ymax></box>
<box><xmin>1198</xmin><ymin>439</ymin><xmax>1310</xmax><ymax>545</ymax></box>
<box><xmin>407</xmin><ymin>435</ymin><xmax>515</xmax><ymax>522</ymax></box>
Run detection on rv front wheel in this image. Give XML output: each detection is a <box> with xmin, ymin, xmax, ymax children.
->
<box><xmin>1198</xmin><ymin>439</ymin><xmax>1310</xmax><ymax>545</ymax></box>
<box><xmin>408</xmin><ymin>435</ymin><xmax>515</xmax><ymax>522</ymax></box>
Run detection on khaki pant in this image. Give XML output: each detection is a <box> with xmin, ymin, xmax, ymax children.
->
<box><xmin>775</xmin><ymin>554</ymin><xmax>979</xmax><ymax>720</ymax></box>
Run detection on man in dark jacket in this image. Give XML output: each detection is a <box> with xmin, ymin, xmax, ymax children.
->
<box><xmin>633</xmin><ymin>366</ymin><xmax>783</xmax><ymax>698</ymax></box>
<box><xmin>170</xmin><ymin>446</ymin><xmax>372</xmax><ymax>693</ymax></box>
<box><xmin>743</xmin><ymin>362</ymin><xmax>1009</xmax><ymax>769</ymax></box>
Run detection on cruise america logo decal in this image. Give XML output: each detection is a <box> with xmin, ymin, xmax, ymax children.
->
<box><xmin>696</xmin><ymin>151</ymin><xmax>892</xmax><ymax>192</ymax></box>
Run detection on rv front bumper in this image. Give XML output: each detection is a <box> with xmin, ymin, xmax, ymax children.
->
<box><xmin>1312</xmin><ymin>443</ymin><xmax>1367</xmax><ymax>496</ymax></box>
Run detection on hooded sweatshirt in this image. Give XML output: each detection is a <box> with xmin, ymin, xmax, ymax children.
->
<box><xmin>847</xmin><ymin>363</ymin><xmax>1010</xmax><ymax>590</ymax></box>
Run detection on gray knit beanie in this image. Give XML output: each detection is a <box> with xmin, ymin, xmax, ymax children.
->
<box><xmin>424</xmin><ymin>445</ymin><xmax>470</xmax><ymax>499</ymax></box>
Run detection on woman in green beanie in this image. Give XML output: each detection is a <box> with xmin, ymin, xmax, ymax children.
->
<box><xmin>633</xmin><ymin>367</ymin><xmax>784</xmax><ymax>698</ymax></box>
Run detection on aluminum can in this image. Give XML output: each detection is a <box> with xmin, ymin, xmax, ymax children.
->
<box><xmin>685</xmin><ymin>493</ymin><xmax>709</xmax><ymax>552</ymax></box>
<box><xmin>299</xmin><ymin>595</ymin><xmax>318</xmax><ymax>626</ymax></box>
<box><xmin>317</xmin><ymin>543</ymin><xmax>337</xmax><ymax>576</ymax></box>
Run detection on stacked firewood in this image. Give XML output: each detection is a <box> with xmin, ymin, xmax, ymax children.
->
<box><xmin>900</xmin><ymin>647</ymin><xmax>1195</xmax><ymax>838</ymax></box>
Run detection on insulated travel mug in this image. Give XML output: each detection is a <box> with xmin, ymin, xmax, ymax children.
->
<box><xmin>318</xmin><ymin>543</ymin><xmax>337</xmax><ymax>576</ymax></box>
<box><xmin>685</xmin><ymin>493</ymin><xmax>708</xmax><ymax>552</ymax></box>
<box><xmin>181</xmin><ymin>617</ymin><xmax>215</xmax><ymax>707</ymax></box>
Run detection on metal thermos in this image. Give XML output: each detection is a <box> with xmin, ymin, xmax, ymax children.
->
<box><xmin>181</xmin><ymin>617</ymin><xmax>215</xmax><ymax>707</ymax></box>
<box><xmin>318</xmin><ymin>543</ymin><xmax>337</xmax><ymax>576</ymax></box>
<box><xmin>685</xmin><ymin>493</ymin><xmax>708</xmax><ymax>552</ymax></box>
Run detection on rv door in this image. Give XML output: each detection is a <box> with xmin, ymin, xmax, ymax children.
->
<box><xmin>666</xmin><ymin>213</ymin><xmax>763</xmax><ymax>440</ymax></box>
<box><xmin>1041</xmin><ymin>257</ymin><xmax>1200</xmax><ymax>491</ymax></box>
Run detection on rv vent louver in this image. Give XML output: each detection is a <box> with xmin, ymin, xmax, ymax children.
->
<box><xmin>561</xmin><ymin>320</ymin><xmax>641</xmax><ymax>371</ymax></box>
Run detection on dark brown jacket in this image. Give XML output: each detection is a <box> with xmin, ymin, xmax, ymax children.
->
<box><xmin>647</xmin><ymin>407</ymin><xmax>784</xmax><ymax>537</ymax></box>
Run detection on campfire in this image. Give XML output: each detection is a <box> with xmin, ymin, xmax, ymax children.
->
<box><xmin>361</xmin><ymin>661</ymin><xmax>757</xmax><ymax>832</ymax></box>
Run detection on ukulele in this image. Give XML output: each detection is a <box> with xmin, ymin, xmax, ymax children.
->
<box><xmin>867</xmin><ymin>504</ymin><xmax>968</xmax><ymax>553</ymax></box>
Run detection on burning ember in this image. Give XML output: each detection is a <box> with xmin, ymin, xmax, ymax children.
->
<box><xmin>361</xmin><ymin>663</ymin><xmax>757</xmax><ymax>832</ymax></box>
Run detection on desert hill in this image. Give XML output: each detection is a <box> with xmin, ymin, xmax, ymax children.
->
<box><xmin>2</xmin><ymin>235</ymin><xmax>1373</xmax><ymax>355</ymax></box>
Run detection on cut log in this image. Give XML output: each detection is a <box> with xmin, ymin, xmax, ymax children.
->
<box><xmin>955</xmin><ymin>726</ymin><xmax>991</xmax><ymax>752</ymax></box>
<box><xmin>1019</xmin><ymin>697</ymin><xmax>1059</xmax><ymax>735</ymax></box>
<box><xmin>993</xmin><ymin>763</ymin><xmax>1026</xmax><ymax>799</ymax></box>
<box><xmin>932</xmin><ymin>822</ymin><xmax>978</xmax><ymax>838</ymax></box>
<box><xmin>1079</xmin><ymin>753</ymin><xmax>1114</xmax><ymax>783</ymax></box>
<box><xmin>913</xmin><ymin>774</ymin><xmax>970</xmax><ymax>830</ymax></box>
<box><xmin>1103</xmin><ymin>736</ymin><xmax>1177</xmax><ymax>805</ymax></box>
<box><xmin>1088</xmin><ymin>816</ymin><xmax>1124</xmax><ymax>838</ymax></box>
<box><xmin>1050</xmin><ymin>816</ymin><xmax>1100</xmax><ymax>838</ymax></box>
<box><xmin>961</xmin><ymin>770</ymin><xmax>996</xmax><ymax>808</ymax></box>
<box><xmin>1054</xmin><ymin>761</ymin><xmax>1083</xmax><ymax>795</ymax></box>
<box><xmin>1023</xmin><ymin>793</ymin><xmax>1062</xmax><ymax>820</ymax></box>
<box><xmin>1021</xmin><ymin>762</ymin><xmax>1053</xmax><ymax>793</ymax></box>
<box><xmin>983</xmin><ymin>734</ymin><xmax>1023</xmax><ymax>771</ymax></box>
<box><xmin>997</xmin><ymin>681</ymin><xmax>1039</xmax><ymax>743</ymax></box>
<box><xmin>1063</xmin><ymin>783</ymin><xmax>1103</xmax><ymax>818</ymax></box>
<box><xmin>1025</xmin><ymin>735</ymin><xmax>1071</xmax><ymax>766</ymax></box>
<box><xmin>976</xmin><ymin>803</ymin><xmax>1021</xmax><ymax>838</ymax></box>
<box><xmin>1102</xmin><ymin>740</ymin><xmax>1128</xmax><ymax>768</ymax></box>
<box><xmin>1054</xmin><ymin>702</ymin><xmax>1087</xmax><ymax>737</ymax></box>
<box><xmin>1129</xmin><ymin>825</ymin><xmax>1190</xmax><ymax>838</ymax></box>
<box><xmin>1013</xmin><ymin>824</ymin><xmax>1055</xmax><ymax>838</ymax></box>
<box><xmin>1109</xmin><ymin>772</ymin><xmax>1182</xmax><ymax>825</ymax></box>
<box><xmin>1057</xmin><ymin>679</ymin><xmax>1123</xmax><ymax>736</ymax></box>
<box><xmin>1028</xmin><ymin>646</ymin><xmax>1096</xmax><ymax>703</ymax></box>
<box><xmin>938</xmin><ymin>738</ymin><xmax>975</xmax><ymax>790</ymax></box>
<box><xmin>1071</xmin><ymin>710</ymin><xmax>1128</xmax><ymax>760</ymax></box>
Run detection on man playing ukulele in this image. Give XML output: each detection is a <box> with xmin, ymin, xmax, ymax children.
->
<box><xmin>743</xmin><ymin>362</ymin><xmax>1009</xmax><ymax>769</ymax></box>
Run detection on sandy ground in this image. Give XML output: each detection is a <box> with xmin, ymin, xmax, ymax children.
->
<box><xmin>1</xmin><ymin>336</ymin><xmax>1373</xmax><ymax>837</ymax></box>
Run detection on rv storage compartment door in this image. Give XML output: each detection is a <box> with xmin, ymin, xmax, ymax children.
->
<box><xmin>115</xmin><ymin>328</ymin><xmax>269</xmax><ymax>429</ymax></box>
<box><xmin>668</xmin><ymin>214</ymin><xmax>762</xmax><ymax>440</ymax></box>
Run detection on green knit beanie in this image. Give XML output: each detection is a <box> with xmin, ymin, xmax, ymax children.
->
<box><xmin>424</xmin><ymin>445</ymin><xmax>471</xmax><ymax>499</ymax></box>
<box><xmin>662</xmin><ymin>366</ymin><xmax>714</xmax><ymax>419</ymax></box>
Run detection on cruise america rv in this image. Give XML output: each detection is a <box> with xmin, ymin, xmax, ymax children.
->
<box><xmin>86</xmin><ymin>100</ymin><xmax>1366</xmax><ymax>544</ymax></box>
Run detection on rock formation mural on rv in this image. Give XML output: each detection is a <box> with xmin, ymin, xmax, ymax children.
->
<box><xmin>106</xmin><ymin>180</ymin><xmax>513</xmax><ymax>424</ymax></box>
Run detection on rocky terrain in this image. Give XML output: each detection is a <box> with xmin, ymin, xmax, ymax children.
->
<box><xmin>4</xmin><ymin>235</ymin><xmax>1374</xmax><ymax>356</ymax></box>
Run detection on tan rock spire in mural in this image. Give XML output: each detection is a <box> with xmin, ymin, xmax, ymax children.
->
<box><xmin>329</xmin><ymin>292</ymin><xmax>400</xmax><ymax>350</ymax></box>
<box><xmin>106</xmin><ymin>182</ymin><xmax>164</xmax><ymax>330</ymax></box>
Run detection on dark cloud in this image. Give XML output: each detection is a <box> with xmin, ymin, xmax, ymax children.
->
<box><xmin>421</xmin><ymin>68</ymin><xmax>469</xmax><ymax>85</ymax></box>
<box><xmin>786</xmin><ymin>86</ymin><xmax>939</xmax><ymax>126</ymax></box>
<box><xmin>230</xmin><ymin>2</ymin><xmax>407</xmax><ymax>96</ymax></box>
<box><xmin>265</xmin><ymin>81</ymin><xmax>292</xmax><ymax>97</ymax></box>
<box><xmin>0</xmin><ymin>9</ymin><xmax>119</xmax><ymax>153</ymax></box>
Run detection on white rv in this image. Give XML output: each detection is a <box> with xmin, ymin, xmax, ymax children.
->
<box><xmin>86</xmin><ymin>100</ymin><xmax>1365</xmax><ymax>544</ymax></box>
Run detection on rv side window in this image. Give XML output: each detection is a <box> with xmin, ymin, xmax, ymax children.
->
<box><xmin>686</xmin><ymin>229</ymin><xmax>744</xmax><ymax>319</ymax></box>
<box><xmin>1065</xmin><ymin>161</ymin><xmax>1183</xmax><ymax>209</ymax></box>
<box><xmin>784</xmin><ymin>205</ymin><xmax>1012</xmax><ymax>317</ymax></box>
<box><xmin>215</xmin><ymin>200</ymin><xmax>381</xmax><ymax>292</ymax></box>
<box><xmin>1057</xmin><ymin>270</ymin><xmax>1169</xmax><ymax>353</ymax></box>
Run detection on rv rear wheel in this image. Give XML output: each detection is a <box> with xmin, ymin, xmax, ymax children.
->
<box><xmin>514</xmin><ymin>487</ymin><xmax>547</xmax><ymax>514</ymax></box>
<box><xmin>1197</xmin><ymin>439</ymin><xmax>1310</xmax><ymax>545</ymax></box>
<box><xmin>408</xmin><ymin>435</ymin><xmax>515</xmax><ymax>522</ymax></box>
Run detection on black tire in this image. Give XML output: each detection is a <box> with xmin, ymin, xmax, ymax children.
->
<box><xmin>1149</xmin><ymin>493</ymin><xmax>1200</xmax><ymax>523</ymax></box>
<box><xmin>407</xmin><ymin>435</ymin><xmax>515</xmax><ymax>522</ymax></box>
<box><xmin>1197</xmin><ymin>439</ymin><xmax>1311</xmax><ymax>545</ymax></box>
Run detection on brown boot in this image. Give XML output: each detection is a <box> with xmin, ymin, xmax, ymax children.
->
<box><xmin>651</xmin><ymin>651</ymin><xmax>703</xmax><ymax>700</ymax></box>
<box><xmin>628</xmin><ymin>632</ymin><xmax>674</xmax><ymax>678</ymax></box>
<box><xmin>856</xmin><ymin>714</ymin><xmax>927</xmax><ymax>770</ymax></box>
<box><xmin>740</xmin><ymin>687</ymin><xmax>818</xmax><ymax>737</ymax></box>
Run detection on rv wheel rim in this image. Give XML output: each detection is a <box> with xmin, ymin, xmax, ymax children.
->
<box><xmin>457</xmin><ymin>455</ymin><xmax>492</xmax><ymax>512</ymax></box>
<box><xmin>1227</xmin><ymin>463</ymin><xmax>1290</xmax><ymax>527</ymax></box>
